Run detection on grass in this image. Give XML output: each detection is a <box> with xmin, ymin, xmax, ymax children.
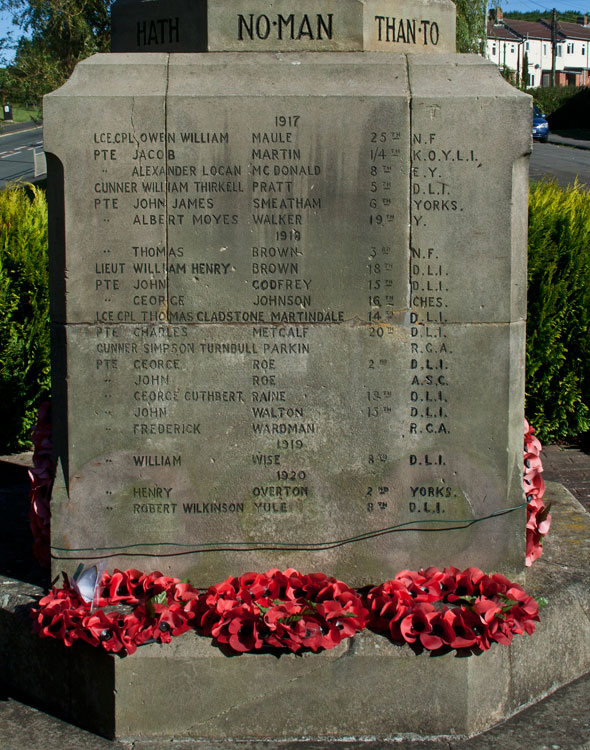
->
<box><xmin>0</xmin><ymin>106</ymin><xmax>42</xmax><ymax>125</ymax></box>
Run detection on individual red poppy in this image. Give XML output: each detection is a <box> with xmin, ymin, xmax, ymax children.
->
<box><xmin>289</xmin><ymin>616</ymin><xmax>325</xmax><ymax>652</ymax></box>
<box><xmin>472</xmin><ymin>596</ymin><xmax>502</xmax><ymax>624</ymax></box>
<box><xmin>446</xmin><ymin>567</ymin><xmax>484</xmax><ymax>602</ymax></box>
<box><xmin>83</xmin><ymin>610</ymin><xmax>125</xmax><ymax>653</ymax></box>
<box><xmin>171</xmin><ymin>582</ymin><xmax>200</xmax><ymax>604</ymax></box>
<box><xmin>399</xmin><ymin>602</ymin><xmax>436</xmax><ymax>644</ymax></box>
<box><xmin>152</xmin><ymin>602</ymin><xmax>192</xmax><ymax>642</ymax></box>
<box><xmin>100</xmin><ymin>569</ymin><xmax>141</xmax><ymax>604</ymax></box>
<box><xmin>444</xmin><ymin>607</ymin><xmax>481</xmax><ymax>649</ymax></box>
<box><xmin>479</xmin><ymin>572</ymin><xmax>511</xmax><ymax>599</ymax></box>
<box><xmin>33</xmin><ymin>595</ymin><xmax>74</xmax><ymax>642</ymax></box>
<box><xmin>487</xmin><ymin>616</ymin><xmax>514</xmax><ymax>646</ymax></box>
<box><xmin>419</xmin><ymin>609</ymin><xmax>455</xmax><ymax>650</ymax></box>
<box><xmin>365</xmin><ymin>580</ymin><xmax>413</xmax><ymax>639</ymax></box>
<box><xmin>394</xmin><ymin>569</ymin><xmax>428</xmax><ymax>599</ymax></box>
<box><xmin>526</xmin><ymin>527</ymin><xmax>544</xmax><ymax>566</ymax></box>
<box><xmin>317</xmin><ymin>600</ymin><xmax>363</xmax><ymax>640</ymax></box>
<box><xmin>120</xmin><ymin>605</ymin><xmax>154</xmax><ymax>650</ymax></box>
<box><xmin>226</xmin><ymin>610</ymin><xmax>265</xmax><ymax>652</ymax></box>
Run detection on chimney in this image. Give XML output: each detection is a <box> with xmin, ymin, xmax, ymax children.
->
<box><xmin>490</xmin><ymin>7</ymin><xmax>503</xmax><ymax>23</ymax></box>
<box><xmin>577</xmin><ymin>14</ymin><xmax>588</xmax><ymax>26</ymax></box>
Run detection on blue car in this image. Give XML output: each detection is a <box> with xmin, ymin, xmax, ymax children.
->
<box><xmin>532</xmin><ymin>104</ymin><xmax>549</xmax><ymax>143</ymax></box>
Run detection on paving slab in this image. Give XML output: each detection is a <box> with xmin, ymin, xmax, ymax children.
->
<box><xmin>542</xmin><ymin>444</ymin><xmax>590</xmax><ymax>513</ymax></box>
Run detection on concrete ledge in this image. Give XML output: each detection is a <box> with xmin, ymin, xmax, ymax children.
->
<box><xmin>1</xmin><ymin>481</ymin><xmax>589</xmax><ymax>741</ymax></box>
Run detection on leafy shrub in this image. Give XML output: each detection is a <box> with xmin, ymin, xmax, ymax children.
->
<box><xmin>0</xmin><ymin>185</ymin><xmax>50</xmax><ymax>452</ymax></box>
<box><xmin>526</xmin><ymin>181</ymin><xmax>590</xmax><ymax>442</ymax></box>
<box><xmin>527</xmin><ymin>85</ymin><xmax>584</xmax><ymax>117</ymax></box>
<box><xmin>545</xmin><ymin>88</ymin><xmax>590</xmax><ymax>132</ymax></box>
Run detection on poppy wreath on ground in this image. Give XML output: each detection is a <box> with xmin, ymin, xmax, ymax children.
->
<box><xmin>198</xmin><ymin>568</ymin><xmax>368</xmax><ymax>653</ymax></box>
<box><xmin>365</xmin><ymin>566</ymin><xmax>540</xmax><ymax>652</ymax></box>
<box><xmin>32</xmin><ymin>568</ymin><xmax>201</xmax><ymax>655</ymax></box>
<box><xmin>524</xmin><ymin>419</ymin><xmax>551</xmax><ymax>566</ymax></box>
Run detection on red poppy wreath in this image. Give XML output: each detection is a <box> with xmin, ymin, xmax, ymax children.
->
<box><xmin>365</xmin><ymin>566</ymin><xmax>540</xmax><ymax>652</ymax></box>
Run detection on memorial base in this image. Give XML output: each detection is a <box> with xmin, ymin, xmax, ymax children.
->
<box><xmin>1</xmin><ymin>482</ymin><xmax>589</xmax><ymax>741</ymax></box>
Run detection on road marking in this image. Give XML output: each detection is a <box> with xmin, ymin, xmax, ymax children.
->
<box><xmin>0</xmin><ymin>125</ymin><xmax>42</xmax><ymax>139</ymax></box>
<box><xmin>0</xmin><ymin>142</ymin><xmax>43</xmax><ymax>158</ymax></box>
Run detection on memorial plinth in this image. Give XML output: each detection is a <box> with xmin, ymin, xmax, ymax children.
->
<box><xmin>3</xmin><ymin>483</ymin><xmax>590</xmax><ymax>740</ymax></box>
<box><xmin>45</xmin><ymin>1</ymin><xmax>531</xmax><ymax>590</ymax></box>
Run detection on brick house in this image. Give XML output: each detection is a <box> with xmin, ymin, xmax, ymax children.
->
<box><xmin>487</xmin><ymin>11</ymin><xmax>590</xmax><ymax>88</ymax></box>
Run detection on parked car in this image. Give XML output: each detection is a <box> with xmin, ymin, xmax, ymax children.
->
<box><xmin>532</xmin><ymin>104</ymin><xmax>549</xmax><ymax>143</ymax></box>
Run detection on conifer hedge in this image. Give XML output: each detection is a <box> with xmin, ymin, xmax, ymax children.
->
<box><xmin>0</xmin><ymin>185</ymin><xmax>50</xmax><ymax>453</ymax></box>
<box><xmin>0</xmin><ymin>180</ymin><xmax>589</xmax><ymax>450</ymax></box>
<box><xmin>526</xmin><ymin>181</ymin><xmax>590</xmax><ymax>443</ymax></box>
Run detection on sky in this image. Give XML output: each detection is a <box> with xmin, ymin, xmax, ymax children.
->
<box><xmin>0</xmin><ymin>9</ymin><xmax>18</xmax><ymax>64</ymax></box>
<box><xmin>502</xmin><ymin>0</ymin><xmax>590</xmax><ymax>11</ymax></box>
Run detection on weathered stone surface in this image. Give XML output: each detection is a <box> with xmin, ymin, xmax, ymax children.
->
<box><xmin>406</xmin><ymin>54</ymin><xmax>530</xmax><ymax>326</ymax></box>
<box><xmin>49</xmin><ymin>319</ymin><xmax>525</xmax><ymax>585</ymax></box>
<box><xmin>111</xmin><ymin>0</ymin><xmax>457</xmax><ymax>54</ymax></box>
<box><xmin>45</xmin><ymin>51</ymin><xmax>530</xmax><ymax>587</ymax></box>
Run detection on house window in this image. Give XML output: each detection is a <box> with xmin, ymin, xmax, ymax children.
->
<box><xmin>526</xmin><ymin>42</ymin><xmax>530</xmax><ymax>50</ymax></box>
<box><xmin>567</xmin><ymin>42</ymin><xmax>575</xmax><ymax>54</ymax></box>
<box><xmin>492</xmin><ymin>44</ymin><xmax>497</xmax><ymax>55</ymax></box>
<box><xmin>543</xmin><ymin>44</ymin><xmax>548</xmax><ymax>54</ymax></box>
<box><xmin>582</xmin><ymin>46</ymin><xmax>586</xmax><ymax>55</ymax></box>
<box><xmin>556</xmin><ymin>45</ymin><xmax>563</xmax><ymax>56</ymax></box>
<box><xmin>528</xmin><ymin>73</ymin><xmax>534</xmax><ymax>86</ymax></box>
<box><xmin>511</xmin><ymin>44</ymin><xmax>515</xmax><ymax>53</ymax></box>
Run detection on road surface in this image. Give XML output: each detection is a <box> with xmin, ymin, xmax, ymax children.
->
<box><xmin>0</xmin><ymin>125</ymin><xmax>44</xmax><ymax>188</ymax></box>
<box><xmin>530</xmin><ymin>139</ymin><xmax>590</xmax><ymax>189</ymax></box>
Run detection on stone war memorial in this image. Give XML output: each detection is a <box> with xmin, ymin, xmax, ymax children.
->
<box><xmin>47</xmin><ymin>0</ymin><xmax>529</xmax><ymax>589</ymax></box>
<box><xmin>29</xmin><ymin>0</ymin><xmax>572</xmax><ymax>740</ymax></box>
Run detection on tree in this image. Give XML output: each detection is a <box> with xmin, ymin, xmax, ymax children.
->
<box><xmin>522</xmin><ymin>51</ymin><xmax>529</xmax><ymax>89</ymax></box>
<box><xmin>455</xmin><ymin>0</ymin><xmax>488</xmax><ymax>54</ymax></box>
<box><xmin>501</xmin><ymin>9</ymin><xmax>580</xmax><ymax>24</ymax></box>
<box><xmin>0</xmin><ymin>0</ymin><xmax>112</xmax><ymax>105</ymax></box>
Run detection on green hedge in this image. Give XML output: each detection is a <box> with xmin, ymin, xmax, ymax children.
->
<box><xmin>526</xmin><ymin>181</ymin><xmax>590</xmax><ymax>443</ymax></box>
<box><xmin>527</xmin><ymin>85</ymin><xmax>584</xmax><ymax>117</ymax></box>
<box><xmin>0</xmin><ymin>185</ymin><xmax>50</xmax><ymax>452</ymax></box>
